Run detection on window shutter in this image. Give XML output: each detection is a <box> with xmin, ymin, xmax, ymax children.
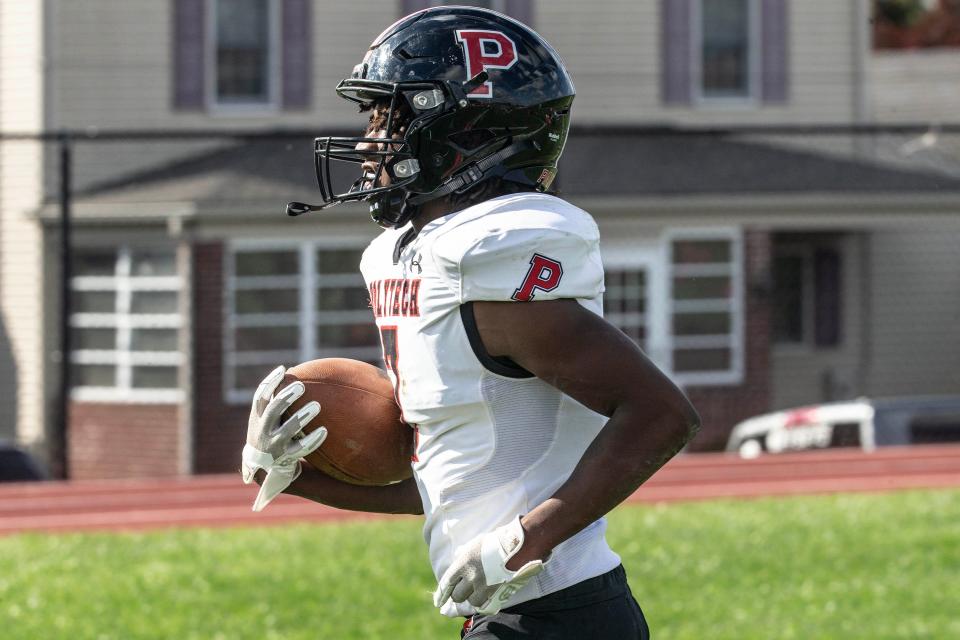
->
<box><xmin>282</xmin><ymin>0</ymin><xmax>312</xmax><ymax>109</ymax></box>
<box><xmin>760</xmin><ymin>0</ymin><xmax>789</xmax><ymax>103</ymax></box>
<box><xmin>661</xmin><ymin>0</ymin><xmax>693</xmax><ymax>105</ymax></box>
<box><xmin>172</xmin><ymin>0</ymin><xmax>205</xmax><ymax>110</ymax></box>
<box><xmin>401</xmin><ymin>0</ymin><xmax>431</xmax><ymax>15</ymax></box>
<box><xmin>505</xmin><ymin>0</ymin><xmax>533</xmax><ymax>26</ymax></box>
<box><xmin>814</xmin><ymin>249</ymin><xmax>841</xmax><ymax>347</ymax></box>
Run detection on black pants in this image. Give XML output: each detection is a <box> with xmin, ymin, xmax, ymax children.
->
<box><xmin>461</xmin><ymin>565</ymin><xmax>650</xmax><ymax>639</ymax></box>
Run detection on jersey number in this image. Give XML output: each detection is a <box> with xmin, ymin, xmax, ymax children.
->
<box><xmin>379</xmin><ymin>326</ymin><xmax>419</xmax><ymax>462</ymax></box>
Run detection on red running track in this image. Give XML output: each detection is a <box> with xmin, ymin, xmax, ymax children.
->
<box><xmin>1</xmin><ymin>445</ymin><xmax>958</xmax><ymax>535</ymax></box>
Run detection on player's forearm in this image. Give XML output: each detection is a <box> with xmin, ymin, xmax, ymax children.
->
<box><xmin>510</xmin><ymin>402</ymin><xmax>699</xmax><ymax>568</ymax></box>
<box><xmin>280</xmin><ymin>465</ymin><xmax>424</xmax><ymax>515</ymax></box>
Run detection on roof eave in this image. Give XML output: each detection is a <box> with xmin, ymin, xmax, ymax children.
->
<box><xmin>574</xmin><ymin>191</ymin><xmax>960</xmax><ymax>228</ymax></box>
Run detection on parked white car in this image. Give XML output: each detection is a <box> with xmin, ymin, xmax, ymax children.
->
<box><xmin>726</xmin><ymin>396</ymin><xmax>960</xmax><ymax>458</ymax></box>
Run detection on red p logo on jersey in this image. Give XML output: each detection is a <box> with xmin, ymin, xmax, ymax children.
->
<box><xmin>512</xmin><ymin>254</ymin><xmax>564</xmax><ymax>301</ymax></box>
<box><xmin>455</xmin><ymin>30</ymin><xmax>519</xmax><ymax>98</ymax></box>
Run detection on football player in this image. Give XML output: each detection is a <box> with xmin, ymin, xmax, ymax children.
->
<box><xmin>243</xmin><ymin>7</ymin><xmax>700</xmax><ymax>639</ymax></box>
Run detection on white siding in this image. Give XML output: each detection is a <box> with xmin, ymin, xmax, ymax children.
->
<box><xmin>768</xmin><ymin>224</ymin><xmax>960</xmax><ymax>409</ymax></box>
<box><xmin>534</xmin><ymin>0</ymin><xmax>658</xmax><ymax>122</ymax></box>
<box><xmin>50</xmin><ymin>0</ymin><xmax>386</xmax><ymax>130</ymax></box>
<box><xmin>536</xmin><ymin>0</ymin><xmax>862</xmax><ymax>125</ymax></box>
<box><xmin>42</xmin><ymin>0</ymin><xmax>868</xmax><ymax>191</ymax></box>
<box><xmin>871</xmin><ymin>50</ymin><xmax>960</xmax><ymax>122</ymax></box>
<box><xmin>0</xmin><ymin>0</ymin><xmax>46</xmax><ymax>448</ymax></box>
<box><xmin>50</xmin><ymin>0</ymin><xmax>864</xmax><ymax>131</ymax></box>
<box><xmin>867</xmin><ymin>225</ymin><xmax>960</xmax><ymax>397</ymax></box>
<box><xmin>48</xmin><ymin>0</ymin><xmax>394</xmax><ymax>191</ymax></box>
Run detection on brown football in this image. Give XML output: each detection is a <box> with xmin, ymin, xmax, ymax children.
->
<box><xmin>280</xmin><ymin>358</ymin><xmax>413</xmax><ymax>486</ymax></box>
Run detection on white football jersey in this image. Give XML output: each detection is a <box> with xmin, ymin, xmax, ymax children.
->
<box><xmin>359</xmin><ymin>193</ymin><xmax>621</xmax><ymax>617</ymax></box>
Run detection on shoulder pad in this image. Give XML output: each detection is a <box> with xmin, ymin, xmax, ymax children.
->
<box><xmin>431</xmin><ymin>195</ymin><xmax>604</xmax><ymax>303</ymax></box>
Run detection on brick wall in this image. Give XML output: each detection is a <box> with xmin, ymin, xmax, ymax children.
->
<box><xmin>193</xmin><ymin>241</ymin><xmax>247</xmax><ymax>473</ymax></box>
<box><xmin>69</xmin><ymin>402</ymin><xmax>180</xmax><ymax>479</ymax></box>
<box><xmin>685</xmin><ymin>229</ymin><xmax>772</xmax><ymax>451</ymax></box>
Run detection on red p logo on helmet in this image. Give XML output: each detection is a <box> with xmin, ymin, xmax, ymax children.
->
<box><xmin>455</xmin><ymin>30</ymin><xmax>519</xmax><ymax>98</ymax></box>
<box><xmin>512</xmin><ymin>254</ymin><xmax>564</xmax><ymax>301</ymax></box>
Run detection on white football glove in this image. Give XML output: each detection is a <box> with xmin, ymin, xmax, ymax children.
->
<box><xmin>241</xmin><ymin>366</ymin><xmax>326</xmax><ymax>512</ymax></box>
<box><xmin>433</xmin><ymin>516</ymin><xmax>550</xmax><ymax>615</ymax></box>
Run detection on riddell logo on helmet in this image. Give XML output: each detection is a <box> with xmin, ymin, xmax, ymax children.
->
<box><xmin>455</xmin><ymin>30</ymin><xmax>519</xmax><ymax>98</ymax></box>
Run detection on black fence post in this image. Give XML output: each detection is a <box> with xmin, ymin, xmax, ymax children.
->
<box><xmin>53</xmin><ymin>132</ymin><xmax>72</xmax><ymax>480</ymax></box>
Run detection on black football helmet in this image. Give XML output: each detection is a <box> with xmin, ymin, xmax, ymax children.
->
<box><xmin>287</xmin><ymin>6</ymin><xmax>575</xmax><ymax>228</ymax></box>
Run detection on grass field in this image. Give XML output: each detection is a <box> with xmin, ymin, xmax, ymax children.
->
<box><xmin>1</xmin><ymin>489</ymin><xmax>958</xmax><ymax>639</ymax></box>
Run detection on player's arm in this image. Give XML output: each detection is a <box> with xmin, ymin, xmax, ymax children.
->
<box><xmin>472</xmin><ymin>298</ymin><xmax>701</xmax><ymax>569</ymax></box>
<box><xmin>278</xmin><ymin>466</ymin><xmax>423</xmax><ymax>515</ymax></box>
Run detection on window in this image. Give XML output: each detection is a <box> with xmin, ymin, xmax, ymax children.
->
<box><xmin>174</xmin><ymin>0</ymin><xmax>310</xmax><ymax>111</ymax></box>
<box><xmin>697</xmin><ymin>0</ymin><xmax>757</xmax><ymax>100</ymax></box>
<box><xmin>70</xmin><ymin>247</ymin><xmax>182</xmax><ymax>402</ymax></box>
<box><xmin>603</xmin><ymin>229</ymin><xmax>743</xmax><ymax>386</ymax></box>
<box><xmin>604</xmin><ymin>269</ymin><xmax>649</xmax><ymax>348</ymax></box>
<box><xmin>211</xmin><ymin>0</ymin><xmax>276</xmax><ymax>106</ymax></box>
<box><xmin>668</xmin><ymin>230</ymin><xmax>743</xmax><ymax>384</ymax></box>
<box><xmin>772</xmin><ymin>236</ymin><xmax>843</xmax><ymax>348</ymax></box>
<box><xmin>226</xmin><ymin>243</ymin><xmax>380</xmax><ymax>401</ymax></box>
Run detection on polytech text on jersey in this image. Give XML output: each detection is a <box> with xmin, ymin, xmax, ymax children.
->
<box><xmin>368</xmin><ymin>278</ymin><xmax>422</xmax><ymax>318</ymax></box>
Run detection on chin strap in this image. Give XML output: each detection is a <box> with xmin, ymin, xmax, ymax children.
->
<box><xmin>408</xmin><ymin>139</ymin><xmax>535</xmax><ymax>206</ymax></box>
<box><xmin>370</xmin><ymin>189</ymin><xmax>419</xmax><ymax>229</ymax></box>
